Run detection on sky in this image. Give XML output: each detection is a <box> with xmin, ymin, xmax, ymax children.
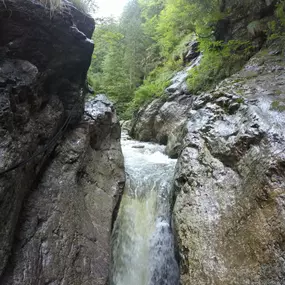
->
<box><xmin>95</xmin><ymin>0</ymin><xmax>130</xmax><ymax>18</ymax></box>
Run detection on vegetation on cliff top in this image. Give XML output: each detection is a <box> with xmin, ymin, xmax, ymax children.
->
<box><xmin>39</xmin><ymin>0</ymin><xmax>95</xmax><ymax>12</ymax></box>
<box><xmin>88</xmin><ymin>0</ymin><xmax>285</xmax><ymax>119</ymax></box>
<box><xmin>88</xmin><ymin>0</ymin><xmax>219</xmax><ymax>118</ymax></box>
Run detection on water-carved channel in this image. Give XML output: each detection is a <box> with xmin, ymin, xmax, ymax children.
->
<box><xmin>110</xmin><ymin>132</ymin><xmax>179</xmax><ymax>285</ymax></box>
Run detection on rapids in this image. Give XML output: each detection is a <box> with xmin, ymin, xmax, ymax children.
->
<box><xmin>110</xmin><ymin>132</ymin><xmax>179</xmax><ymax>285</ymax></box>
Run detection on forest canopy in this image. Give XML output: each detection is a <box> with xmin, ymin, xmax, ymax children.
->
<box><xmin>88</xmin><ymin>0</ymin><xmax>281</xmax><ymax>118</ymax></box>
<box><xmin>88</xmin><ymin>0</ymin><xmax>214</xmax><ymax>117</ymax></box>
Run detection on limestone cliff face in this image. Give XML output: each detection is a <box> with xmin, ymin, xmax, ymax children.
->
<box><xmin>1</xmin><ymin>96</ymin><xmax>125</xmax><ymax>285</ymax></box>
<box><xmin>132</xmin><ymin>42</ymin><xmax>285</xmax><ymax>285</ymax></box>
<box><xmin>217</xmin><ymin>0</ymin><xmax>277</xmax><ymax>44</ymax></box>
<box><xmin>174</xmin><ymin>45</ymin><xmax>285</xmax><ymax>285</ymax></box>
<box><xmin>0</xmin><ymin>1</ymin><xmax>125</xmax><ymax>284</ymax></box>
<box><xmin>130</xmin><ymin>0</ymin><xmax>285</xmax><ymax>283</ymax></box>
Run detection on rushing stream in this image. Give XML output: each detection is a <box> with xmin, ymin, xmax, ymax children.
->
<box><xmin>110</xmin><ymin>132</ymin><xmax>179</xmax><ymax>285</ymax></box>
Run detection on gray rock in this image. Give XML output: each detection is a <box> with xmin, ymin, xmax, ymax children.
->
<box><xmin>0</xmin><ymin>2</ymin><xmax>124</xmax><ymax>284</ymax></box>
<box><xmin>130</xmin><ymin>99</ymin><xmax>165</xmax><ymax>142</ymax></box>
<box><xmin>120</xmin><ymin>120</ymin><xmax>132</xmax><ymax>133</ymax></box>
<box><xmin>131</xmin><ymin>96</ymin><xmax>192</xmax><ymax>157</ymax></box>
<box><xmin>174</xmin><ymin>45</ymin><xmax>285</xmax><ymax>285</ymax></box>
<box><xmin>130</xmin><ymin>40</ymin><xmax>285</xmax><ymax>284</ymax></box>
<box><xmin>0</xmin><ymin>96</ymin><xmax>125</xmax><ymax>284</ymax></box>
<box><xmin>0</xmin><ymin>0</ymin><xmax>95</xmax><ymax>276</ymax></box>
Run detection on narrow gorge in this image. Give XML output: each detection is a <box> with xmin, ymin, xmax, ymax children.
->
<box><xmin>111</xmin><ymin>132</ymin><xmax>179</xmax><ymax>285</ymax></box>
<box><xmin>1</xmin><ymin>0</ymin><xmax>285</xmax><ymax>285</ymax></box>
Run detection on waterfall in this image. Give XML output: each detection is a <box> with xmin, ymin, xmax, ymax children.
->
<box><xmin>110</xmin><ymin>132</ymin><xmax>179</xmax><ymax>285</ymax></box>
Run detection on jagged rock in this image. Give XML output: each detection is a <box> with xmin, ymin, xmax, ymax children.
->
<box><xmin>217</xmin><ymin>0</ymin><xmax>277</xmax><ymax>45</ymax></box>
<box><xmin>130</xmin><ymin>39</ymin><xmax>285</xmax><ymax>284</ymax></box>
<box><xmin>0</xmin><ymin>1</ymin><xmax>127</xmax><ymax>284</ymax></box>
<box><xmin>183</xmin><ymin>41</ymin><xmax>200</xmax><ymax>64</ymax></box>
<box><xmin>173</xmin><ymin>45</ymin><xmax>285</xmax><ymax>284</ymax></box>
<box><xmin>0</xmin><ymin>96</ymin><xmax>125</xmax><ymax>285</ymax></box>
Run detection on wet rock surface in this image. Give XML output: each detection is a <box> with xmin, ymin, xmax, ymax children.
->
<box><xmin>1</xmin><ymin>96</ymin><xmax>125</xmax><ymax>285</ymax></box>
<box><xmin>0</xmin><ymin>1</ymin><xmax>124</xmax><ymax>284</ymax></box>
<box><xmin>174</xmin><ymin>45</ymin><xmax>285</xmax><ymax>284</ymax></box>
<box><xmin>130</xmin><ymin>47</ymin><xmax>200</xmax><ymax>158</ymax></box>
<box><xmin>0</xmin><ymin>0</ymin><xmax>94</xmax><ymax>278</ymax></box>
<box><xmin>131</xmin><ymin>41</ymin><xmax>285</xmax><ymax>284</ymax></box>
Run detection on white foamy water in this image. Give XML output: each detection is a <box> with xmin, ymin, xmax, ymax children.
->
<box><xmin>110</xmin><ymin>133</ymin><xmax>179</xmax><ymax>285</ymax></box>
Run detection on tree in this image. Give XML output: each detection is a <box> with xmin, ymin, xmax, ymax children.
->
<box><xmin>88</xmin><ymin>0</ymin><xmax>224</xmax><ymax>118</ymax></box>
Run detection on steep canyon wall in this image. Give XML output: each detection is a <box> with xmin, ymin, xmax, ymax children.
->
<box><xmin>130</xmin><ymin>0</ymin><xmax>285</xmax><ymax>284</ymax></box>
<box><xmin>0</xmin><ymin>1</ymin><xmax>124</xmax><ymax>284</ymax></box>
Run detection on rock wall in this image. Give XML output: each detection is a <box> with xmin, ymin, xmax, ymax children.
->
<box><xmin>129</xmin><ymin>0</ymin><xmax>285</xmax><ymax>282</ymax></box>
<box><xmin>0</xmin><ymin>1</ymin><xmax>125</xmax><ymax>284</ymax></box>
<box><xmin>132</xmin><ymin>41</ymin><xmax>285</xmax><ymax>283</ymax></box>
<box><xmin>1</xmin><ymin>96</ymin><xmax>125</xmax><ymax>285</ymax></box>
<box><xmin>174</xmin><ymin>44</ymin><xmax>285</xmax><ymax>284</ymax></box>
<box><xmin>217</xmin><ymin>0</ymin><xmax>277</xmax><ymax>45</ymax></box>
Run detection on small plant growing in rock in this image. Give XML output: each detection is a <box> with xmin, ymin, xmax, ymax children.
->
<box><xmin>236</xmin><ymin>97</ymin><xmax>245</xmax><ymax>104</ymax></box>
<box><xmin>271</xmin><ymin>100</ymin><xmax>285</xmax><ymax>112</ymax></box>
<box><xmin>186</xmin><ymin>40</ymin><xmax>254</xmax><ymax>93</ymax></box>
<box><xmin>247</xmin><ymin>20</ymin><xmax>264</xmax><ymax>37</ymax></box>
<box><xmin>38</xmin><ymin>0</ymin><xmax>91</xmax><ymax>13</ymax></box>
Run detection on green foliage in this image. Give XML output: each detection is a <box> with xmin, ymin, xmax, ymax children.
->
<box><xmin>134</xmin><ymin>0</ymin><xmax>225</xmax><ymax>102</ymax></box>
<box><xmin>131</xmin><ymin>67</ymin><xmax>172</xmax><ymax>106</ymax></box>
<box><xmin>89</xmin><ymin>18</ymin><xmax>123</xmax><ymax>74</ymax></box>
<box><xmin>187</xmin><ymin>40</ymin><xmax>254</xmax><ymax>93</ymax></box>
<box><xmin>271</xmin><ymin>100</ymin><xmax>285</xmax><ymax>112</ymax></box>
<box><xmin>139</xmin><ymin>0</ymin><xmax>221</xmax><ymax>57</ymax></box>
<box><xmin>247</xmin><ymin>21</ymin><xmax>263</xmax><ymax>37</ymax></box>
<box><xmin>276</xmin><ymin>0</ymin><xmax>285</xmax><ymax>26</ymax></box>
<box><xmin>125</xmin><ymin>55</ymin><xmax>184</xmax><ymax>117</ymax></box>
<box><xmin>88</xmin><ymin>0</ymin><xmax>151</xmax><ymax>116</ymax></box>
<box><xmin>267</xmin><ymin>1</ymin><xmax>285</xmax><ymax>42</ymax></box>
<box><xmin>154</xmin><ymin>0</ymin><xmax>196</xmax><ymax>56</ymax></box>
<box><xmin>88</xmin><ymin>0</ymin><xmax>227</xmax><ymax>117</ymax></box>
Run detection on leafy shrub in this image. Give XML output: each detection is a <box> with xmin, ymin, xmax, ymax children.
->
<box><xmin>271</xmin><ymin>100</ymin><xmax>285</xmax><ymax>112</ymax></box>
<box><xmin>129</xmin><ymin>60</ymin><xmax>177</xmax><ymax>106</ymax></box>
<box><xmin>187</xmin><ymin>40</ymin><xmax>254</xmax><ymax>93</ymax></box>
<box><xmin>267</xmin><ymin>1</ymin><xmax>285</xmax><ymax>43</ymax></box>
